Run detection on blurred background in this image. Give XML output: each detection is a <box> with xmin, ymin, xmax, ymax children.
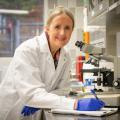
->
<box><xmin>0</xmin><ymin>0</ymin><xmax>44</xmax><ymax>57</ymax></box>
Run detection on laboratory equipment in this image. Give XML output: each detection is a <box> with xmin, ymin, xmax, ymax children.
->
<box><xmin>75</xmin><ymin>41</ymin><xmax>120</xmax><ymax>89</ymax></box>
<box><xmin>75</xmin><ymin>41</ymin><xmax>120</xmax><ymax>107</ymax></box>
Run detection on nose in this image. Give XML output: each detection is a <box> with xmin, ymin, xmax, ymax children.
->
<box><xmin>60</xmin><ymin>29</ymin><xmax>65</xmax><ymax>35</ymax></box>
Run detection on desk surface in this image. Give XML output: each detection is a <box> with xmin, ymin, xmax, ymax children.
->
<box><xmin>43</xmin><ymin>110</ymin><xmax>120</xmax><ymax>120</ymax></box>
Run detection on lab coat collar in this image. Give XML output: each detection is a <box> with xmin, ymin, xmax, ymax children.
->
<box><xmin>46</xmin><ymin>47</ymin><xmax>68</xmax><ymax>73</ymax></box>
<box><xmin>38</xmin><ymin>31</ymin><xmax>68</xmax><ymax>73</ymax></box>
<box><xmin>55</xmin><ymin>48</ymin><xmax>68</xmax><ymax>73</ymax></box>
<box><xmin>38</xmin><ymin>32</ymin><xmax>68</xmax><ymax>61</ymax></box>
<box><xmin>38</xmin><ymin>31</ymin><xmax>68</xmax><ymax>63</ymax></box>
<box><xmin>38</xmin><ymin>32</ymin><xmax>51</xmax><ymax>53</ymax></box>
<box><xmin>58</xmin><ymin>48</ymin><xmax>68</xmax><ymax>65</ymax></box>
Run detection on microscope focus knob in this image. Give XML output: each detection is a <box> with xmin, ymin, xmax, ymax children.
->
<box><xmin>113</xmin><ymin>81</ymin><xmax>119</xmax><ymax>87</ymax></box>
<box><xmin>113</xmin><ymin>79</ymin><xmax>120</xmax><ymax>88</ymax></box>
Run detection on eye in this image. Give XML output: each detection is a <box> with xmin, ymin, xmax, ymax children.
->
<box><xmin>65</xmin><ymin>26</ymin><xmax>71</xmax><ymax>30</ymax></box>
<box><xmin>54</xmin><ymin>25</ymin><xmax>60</xmax><ymax>29</ymax></box>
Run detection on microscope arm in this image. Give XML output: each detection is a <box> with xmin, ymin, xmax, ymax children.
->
<box><xmin>75</xmin><ymin>41</ymin><xmax>103</xmax><ymax>55</ymax></box>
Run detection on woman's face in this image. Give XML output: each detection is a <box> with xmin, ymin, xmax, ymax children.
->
<box><xmin>46</xmin><ymin>14</ymin><xmax>73</xmax><ymax>50</ymax></box>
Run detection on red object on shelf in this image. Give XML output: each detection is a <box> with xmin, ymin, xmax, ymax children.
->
<box><xmin>76</xmin><ymin>56</ymin><xmax>84</xmax><ymax>82</ymax></box>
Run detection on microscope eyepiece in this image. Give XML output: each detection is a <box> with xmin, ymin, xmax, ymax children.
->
<box><xmin>75</xmin><ymin>41</ymin><xmax>103</xmax><ymax>55</ymax></box>
<box><xmin>75</xmin><ymin>41</ymin><xmax>85</xmax><ymax>49</ymax></box>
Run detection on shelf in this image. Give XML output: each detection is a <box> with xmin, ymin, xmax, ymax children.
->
<box><xmin>87</xmin><ymin>0</ymin><xmax>120</xmax><ymax>26</ymax></box>
<box><xmin>88</xmin><ymin>10</ymin><xmax>107</xmax><ymax>26</ymax></box>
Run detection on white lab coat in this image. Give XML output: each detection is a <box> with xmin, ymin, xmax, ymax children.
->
<box><xmin>0</xmin><ymin>32</ymin><xmax>75</xmax><ymax>120</ymax></box>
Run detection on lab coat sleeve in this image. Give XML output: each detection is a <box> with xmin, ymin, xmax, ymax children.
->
<box><xmin>13</xmin><ymin>48</ymin><xmax>75</xmax><ymax>110</ymax></box>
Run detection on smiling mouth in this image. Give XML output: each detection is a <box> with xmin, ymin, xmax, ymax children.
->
<box><xmin>55</xmin><ymin>36</ymin><xmax>66</xmax><ymax>41</ymax></box>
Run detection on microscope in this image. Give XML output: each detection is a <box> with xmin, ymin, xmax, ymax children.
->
<box><xmin>75</xmin><ymin>41</ymin><xmax>120</xmax><ymax>107</ymax></box>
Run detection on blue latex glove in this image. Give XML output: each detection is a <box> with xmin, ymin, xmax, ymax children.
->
<box><xmin>21</xmin><ymin>106</ymin><xmax>40</xmax><ymax>116</ymax></box>
<box><xmin>76</xmin><ymin>98</ymin><xmax>105</xmax><ymax>111</ymax></box>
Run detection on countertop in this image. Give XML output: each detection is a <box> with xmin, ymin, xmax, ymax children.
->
<box><xmin>43</xmin><ymin>110</ymin><xmax>120</xmax><ymax>120</ymax></box>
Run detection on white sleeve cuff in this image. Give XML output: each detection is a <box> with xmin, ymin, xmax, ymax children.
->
<box><xmin>59</xmin><ymin>96</ymin><xmax>75</xmax><ymax>110</ymax></box>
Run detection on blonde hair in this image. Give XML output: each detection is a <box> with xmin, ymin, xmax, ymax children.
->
<box><xmin>46</xmin><ymin>6</ymin><xmax>74</xmax><ymax>29</ymax></box>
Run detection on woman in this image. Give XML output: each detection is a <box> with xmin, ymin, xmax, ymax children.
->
<box><xmin>0</xmin><ymin>6</ymin><xmax>104</xmax><ymax>120</ymax></box>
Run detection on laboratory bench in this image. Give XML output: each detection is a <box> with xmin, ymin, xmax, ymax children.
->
<box><xmin>39</xmin><ymin>90</ymin><xmax>120</xmax><ymax>120</ymax></box>
<box><xmin>42</xmin><ymin>110</ymin><xmax>120</xmax><ymax>120</ymax></box>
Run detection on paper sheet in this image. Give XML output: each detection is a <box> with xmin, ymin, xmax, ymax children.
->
<box><xmin>51</xmin><ymin>107</ymin><xmax>118</xmax><ymax>116</ymax></box>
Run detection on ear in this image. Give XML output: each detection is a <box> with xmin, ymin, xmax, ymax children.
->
<box><xmin>44</xmin><ymin>26</ymin><xmax>49</xmax><ymax>32</ymax></box>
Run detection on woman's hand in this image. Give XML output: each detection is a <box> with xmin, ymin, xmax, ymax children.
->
<box><xmin>76</xmin><ymin>98</ymin><xmax>105</xmax><ymax>111</ymax></box>
<box><xmin>21</xmin><ymin>106</ymin><xmax>40</xmax><ymax>116</ymax></box>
